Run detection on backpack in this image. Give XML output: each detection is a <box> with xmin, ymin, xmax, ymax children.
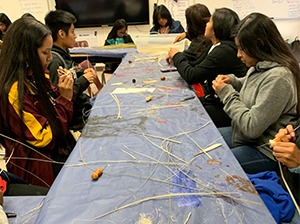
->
<box><xmin>290</xmin><ymin>37</ymin><xmax>300</xmax><ymax>63</ymax></box>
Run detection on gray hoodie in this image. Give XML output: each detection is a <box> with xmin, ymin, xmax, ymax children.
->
<box><xmin>218</xmin><ymin>61</ymin><xmax>298</xmax><ymax>160</ymax></box>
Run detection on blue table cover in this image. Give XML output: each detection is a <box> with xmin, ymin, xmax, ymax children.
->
<box><xmin>31</xmin><ymin>52</ymin><xmax>276</xmax><ymax>223</ymax></box>
<box><xmin>3</xmin><ymin>196</ymin><xmax>45</xmax><ymax>224</ymax></box>
<box><xmin>70</xmin><ymin>47</ymin><xmax>137</xmax><ymax>58</ymax></box>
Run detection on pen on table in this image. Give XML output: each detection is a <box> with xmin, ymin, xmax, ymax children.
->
<box><xmin>6</xmin><ymin>212</ymin><xmax>17</xmax><ymax>218</ymax></box>
<box><xmin>176</xmin><ymin>95</ymin><xmax>195</xmax><ymax>103</ymax></box>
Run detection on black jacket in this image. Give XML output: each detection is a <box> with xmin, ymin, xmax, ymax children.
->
<box><xmin>47</xmin><ymin>44</ymin><xmax>92</xmax><ymax>128</ymax></box>
<box><xmin>173</xmin><ymin>40</ymin><xmax>247</xmax><ymax>99</ymax></box>
<box><xmin>182</xmin><ymin>36</ymin><xmax>211</xmax><ymax>62</ymax></box>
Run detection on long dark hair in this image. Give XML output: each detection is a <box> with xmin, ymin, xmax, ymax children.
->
<box><xmin>186</xmin><ymin>4</ymin><xmax>211</xmax><ymax>40</ymax></box>
<box><xmin>0</xmin><ymin>13</ymin><xmax>11</xmax><ymax>40</ymax></box>
<box><xmin>107</xmin><ymin>19</ymin><xmax>127</xmax><ymax>40</ymax></box>
<box><xmin>0</xmin><ymin>18</ymin><xmax>65</xmax><ymax>146</ymax></box>
<box><xmin>212</xmin><ymin>8</ymin><xmax>240</xmax><ymax>41</ymax></box>
<box><xmin>235</xmin><ymin>12</ymin><xmax>300</xmax><ymax>115</ymax></box>
<box><xmin>152</xmin><ymin>5</ymin><xmax>173</xmax><ymax>31</ymax></box>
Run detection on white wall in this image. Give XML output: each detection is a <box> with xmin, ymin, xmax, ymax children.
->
<box><xmin>47</xmin><ymin>0</ymin><xmax>299</xmax><ymax>44</ymax></box>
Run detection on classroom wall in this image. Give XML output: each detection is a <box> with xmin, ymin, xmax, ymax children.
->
<box><xmin>8</xmin><ymin>0</ymin><xmax>299</xmax><ymax>45</ymax></box>
<box><xmin>48</xmin><ymin>0</ymin><xmax>159</xmax><ymax>46</ymax></box>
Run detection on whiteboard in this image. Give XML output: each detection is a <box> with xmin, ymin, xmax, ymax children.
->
<box><xmin>0</xmin><ymin>0</ymin><xmax>49</xmax><ymax>23</ymax></box>
<box><xmin>195</xmin><ymin>0</ymin><xmax>300</xmax><ymax>19</ymax></box>
<box><xmin>167</xmin><ymin>0</ymin><xmax>193</xmax><ymax>29</ymax></box>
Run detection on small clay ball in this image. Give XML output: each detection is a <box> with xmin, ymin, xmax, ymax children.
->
<box><xmin>132</xmin><ymin>79</ymin><xmax>136</xmax><ymax>83</ymax></box>
<box><xmin>91</xmin><ymin>173</ymin><xmax>99</xmax><ymax>180</ymax></box>
<box><xmin>160</xmin><ymin>76</ymin><xmax>166</xmax><ymax>81</ymax></box>
<box><xmin>129</xmin><ymin>60</ymin><xmax>132</xmax><ymax>63</ymax></box>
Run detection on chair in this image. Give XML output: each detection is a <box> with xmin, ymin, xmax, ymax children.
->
<box><xmin>74</xmin><ymin>40</ymin><xmax>89</xmax><ymax>48</ymax></box>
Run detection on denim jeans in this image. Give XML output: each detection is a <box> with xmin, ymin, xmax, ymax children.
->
<box><xmin>218</xmin><ymin>127</ymin><xmax>278</xmax><ymax>174</ymax></box>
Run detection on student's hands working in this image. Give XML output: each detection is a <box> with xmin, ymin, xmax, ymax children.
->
<box><xmin>212</xmin><ymin>75</ymin><xmax>231</xmax><ymax>94</ymax></box>
<box><xmin>166</xmin><ymin>48</ymin><xmax>181</xmax><ymax>65</ymax></box>
<box><xmin>83</xmin><ymin>68</ymin><xmax>97</xmax><ymax>84</ymax></box>
<box><xmin>173</xmin><ymin>32</ymin><xmax>186</xmax><ymax>44</ymax></box>
<box><xmin>57</xmin><ymin>67</ymin><xmax>74</xmax><ymax>101</ymax></box>
<box><xmin>270</xmin><ymin>125</ymin><xmax>300</xmax><ymax>169</ymax></box>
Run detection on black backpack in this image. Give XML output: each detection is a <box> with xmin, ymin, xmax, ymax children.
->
<box><xmin>290</xmin><ymin>37</ymin><xmax>300</xmax><ymax>63</ymax></box>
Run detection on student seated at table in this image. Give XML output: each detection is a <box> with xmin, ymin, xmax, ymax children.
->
<box><xmin>0</xmin><ymin>18</ymin><xmax>76</xmax><ymax>187</ymax></box>
<box><xmin>45</xmin><ymin>10</ymin><xmax>97</xmax><ymax>130</ymax></box>
<box><xmin>214</xmin><ymin>13</ymin><xmax>300</xmax><ymax>174</ymax></box>
<box><xmin>150</xmin><ymin>4</ymin><xmax>184</xmax><ymax>34</ymax></box>
<box><xmin>166</xmin><ymin>8</ymin><xmax>247</xmax><ymax>127</ymax></box>
<box><xmin>0</xmin><ymin>13</ymin><xmax>11</xmax><ymax>45</ymax></box>
<box><xmin>104</xmin><ymin>19</ymin><xmax>134</xmax><ymax>46</ymax></box>
<box><xmin>173</xmin><ymin>3</ymin><xmax>211</xmax><ymax>62</ymax></box>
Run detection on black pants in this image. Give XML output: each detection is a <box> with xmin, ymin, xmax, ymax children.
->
<box><xmin>199</xmin><ymin>96</ymin><xmax>231</xmax><ymax>128</ymax></box>
<box><xmin>4</xmin><ymin>183</ymin><xmax>49</xmax><ymax>196</ymax></box>
<box><xmin>1</xmin><ymin>171</ymin><xmax>49</xmax><ymax>196</ymax></box>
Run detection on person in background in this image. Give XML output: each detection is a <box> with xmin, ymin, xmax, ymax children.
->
<box><xmin>45</xmin><ymin>10</ymin><xmax>96</xmax><ymax>130</ymax></box>
<box><xmin>150</xmin><ymin>5</ymin><xmax>184</xmax><ymax>34</ymax></box>
<box><xmin>104</xmin><ymin>19</ymin><xmax>134</xmax><ymax>46</ymax></box>
<box><xmin>0</xmin><ymin>13</ymin><xmax>11</xmax><ymax>44</ymax></box>
<box><xmin>173</xmin><ymin>3</ymin><xmax>211</xmax><ymax>62</ymax></box>
<box><xmin>214</xmin><ymin>13</ymin><xmax>300</xmax><ymax>174</ymax></box>
<box><xmin>166</xmin><ymin>8</ymin><xmax>247</xmax><ymax>127</ymax></box>
<box><xmin>0</xmin><ymin>18</ymin><xmax>75</xmax><ymax>187</ymax></box>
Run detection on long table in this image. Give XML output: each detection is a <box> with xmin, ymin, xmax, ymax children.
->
<box><xmin>70</xmin><ymin>46</ymin><xmax>137</xmax><ymax>64</ymax></box>
<box><xmin>7</xmin><ymin>51</ymin><xmax>276</xmax><ymax>223</ymax></box>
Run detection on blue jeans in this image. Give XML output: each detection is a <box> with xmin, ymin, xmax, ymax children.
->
<box><xmin>218</xmin><ymin>127</ymin><xmax>278</xmax><ymax>174</ymax></box>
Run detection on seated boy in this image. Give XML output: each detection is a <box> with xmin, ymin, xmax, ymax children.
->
<box><xmin>45</xmin><ymin>10</ymin><xmax>96</xmax><ymax>129</ymax></box>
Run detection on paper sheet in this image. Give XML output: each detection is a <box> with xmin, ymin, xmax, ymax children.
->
<box><xmin>111</xmin><ymin>87</ymin><xmax>155</xmax><ymax>94</ymax></box>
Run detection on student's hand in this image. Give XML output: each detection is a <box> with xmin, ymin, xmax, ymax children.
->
<box><xmin>173</xmin><ymin>32</ymin><xmax>186</xmax><ymax>44</ymax></box>
<box><xmin>168</xmin><ymin>48</ymin><xmax>180</xmax><ymax>59</ymax></box>
<box><xmin>274</xmin><ymin>125</ymin><xmax>296</xmax><ymax>143</ymax></box>
<box><xmin>212</xmin><ymin>75</ymin><xmax>228</xmax><ymax>94</ymax></box>
<box><xmin>271</xmin><ymin>141</ymin><xmax>300</xmax><ymax>168</ymax></box>
<box><xmin>0</xmin><ymin>40</ymin><xmax>3</xmax><ymax>45</ymax></box>
<box><xmin>57</xmin><ymin>66</ymin><xmax>72</xmax><ymax>77</ymax></box>
<box><xmin>216</xmin><ymin>75</ymin><xmax>231</xmax><ymax>84</ymax></box>
<box><xmin>83</xmin><ymin>68</ymin><xmax>96</xmax><ymax>84</ymax></box>
<box><xmin>58</xmin><ymin>73</ymin><xmax>74</xmax><ymax>101</ymax></box>
<box><xmin>165</xmin><ymin>55</ymin><xmax>173</xmax><ymax>65</ymax></box>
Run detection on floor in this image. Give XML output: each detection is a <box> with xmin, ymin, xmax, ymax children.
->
<box><xmin>0</xmin><ymin>68</ymin><xmax>113</xmax><ymax>171</ymax></box>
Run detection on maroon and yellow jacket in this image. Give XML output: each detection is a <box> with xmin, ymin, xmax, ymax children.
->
<box><xmin>3</xmin><ymin>74</ymin><xmax>74</xmax><ymax>187</ymax></box>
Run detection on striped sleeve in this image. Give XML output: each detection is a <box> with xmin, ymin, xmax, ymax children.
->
<box><xmin>8</xmin><ymin>82</ymin><xmax>53</xmax><ymax>148</ymax></box>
